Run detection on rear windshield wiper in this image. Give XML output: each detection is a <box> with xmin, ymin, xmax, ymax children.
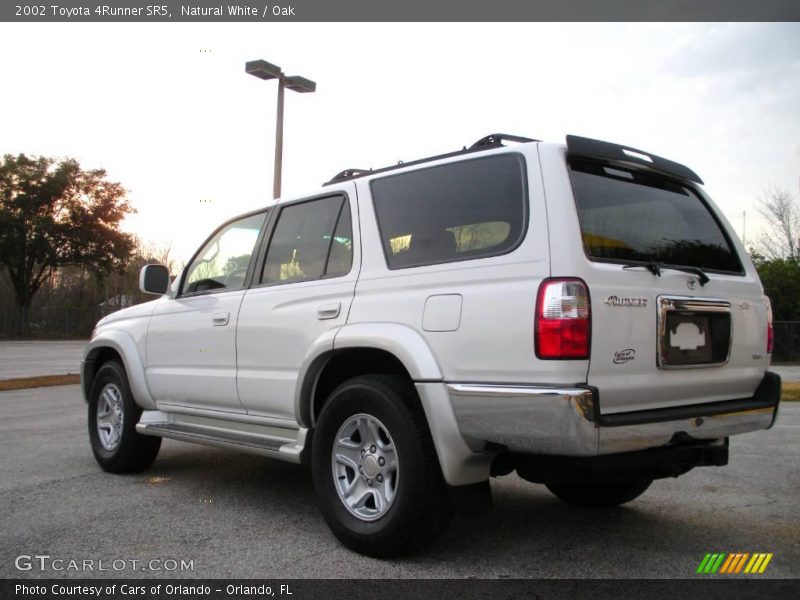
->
<box><xmin>622</xmin><ymin>262</ymin><xmax>709</xmax><ymax>286</ymax></box>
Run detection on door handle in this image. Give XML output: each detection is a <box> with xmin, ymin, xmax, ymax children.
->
<box><xmin>317</xmin><ymin>303</ymin><xmax>341</xmax><ymax>320</ymax></box>
<box><xmin>212</xmin><ymin>312</ymin><xmax>230</xmax><ymax>326</ymax></box>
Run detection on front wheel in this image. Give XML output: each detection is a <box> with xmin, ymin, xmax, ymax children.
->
<box><xmin>88</xmin><ymin>360</ymin><xmax>161</xmax><ymax>473</ymax></box>
<box><xmin>311</xmin><ymin>375</ymin><xmax>452</xmax><ymax>557</ymax></box>
<box><xmin>546</xmin><ymin>479</ymin><xmax>652</xmax><ymax>508</ymax></box>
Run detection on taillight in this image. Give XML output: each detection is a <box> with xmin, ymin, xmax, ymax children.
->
<box><xmin>535</xmin><ymin>278</ymin><xmax>590</xmax><ymax>359</ymax></box>
<box><xmin>766</xmin><ymin>296</ymin><xmax>774</xmax><ymax>354</ymax></box>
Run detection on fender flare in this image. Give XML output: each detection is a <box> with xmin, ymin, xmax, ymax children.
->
<box><xmin>83</xmin><ymin>331</ymin><xmax>156</xmax><ymax>409</ymax></box>
<box><xmin>333</xmin><ymin>322</ymin><xmax>444</xmax><ymax>380</ymax></box>
<box><xmin>292</xmin><ymin>323</ymin><xmax>489</xmax><ymax>485</ymax></box>
<box><xmin>293</xmin><ymin>322</ymin><xmax>444</xmax><ymax>427</ymax></box>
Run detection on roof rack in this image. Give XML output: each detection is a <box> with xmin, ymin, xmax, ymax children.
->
<box><xmin>327</xmin><ymin>168</ymin><xmax>371</xmax><ymax>182</ymax></box>
<box><xmin>470</xmin><ymin>133</ymin><xmax>537</xmax><ymax>148</ymax></box>
<box><xmin>324</xmin><ymin>133</ymin><xmax>538</xmax><ymax>186</ymax></box>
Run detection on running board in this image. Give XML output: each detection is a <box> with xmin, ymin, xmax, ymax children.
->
<box><xmin>135</xmin><ymin>410</ymin><xmax>309</xmax><ymax>463</ymax></box>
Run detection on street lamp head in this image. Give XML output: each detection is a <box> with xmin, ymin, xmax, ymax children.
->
<box><xmin>245</xmin><ymin>59</ymin><xmax>283</xmax><ymax>80</ymax></box>
<box><xmin>284</xmin><ymin>75</ymin><xmax>316</xmax><ymax>93</ymax></box>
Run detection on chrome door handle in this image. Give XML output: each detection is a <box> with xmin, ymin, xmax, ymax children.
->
<box><xmin>317</xmin><ymin>303</ymin><xmax>341</xmax><ymax>320</ymax></box>
<box><xmin>212</xmin><ymin>312</ymin><xmax>230</xmax><ymax>326</ymax></box>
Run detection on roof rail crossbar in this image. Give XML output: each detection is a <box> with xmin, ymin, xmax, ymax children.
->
<box><xmin>470</xmin><ymin>133</ymin><xmax>538</xmax><ymax>148</ymax></box>
<box><xmin>324</xmin><ymin>133</ymin><xmax>537</xmax><ymax>186</ymax></box>
<box><xmin>327</xmin><ymin>168</ymin><xmax>372</xmax><ymax>184</ymax></box>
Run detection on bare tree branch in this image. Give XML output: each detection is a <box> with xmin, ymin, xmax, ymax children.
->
<box><xmin>755</xmin><ymin>185</ymin><xmax>800</xmax><ymax>260</ymax></box>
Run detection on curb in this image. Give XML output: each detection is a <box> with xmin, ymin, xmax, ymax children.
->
<box><xmin>0</xmin><ymin>374</ymin><xmax>80</xmax><ymax>392</ymax></box>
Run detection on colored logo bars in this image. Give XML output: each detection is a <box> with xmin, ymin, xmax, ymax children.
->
<box><xmin>696</xmin><ymin>553</ymin><xmax>773</xmax><ymax>574</ymax></box>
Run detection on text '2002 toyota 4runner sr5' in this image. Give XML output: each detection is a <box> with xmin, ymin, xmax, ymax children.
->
<box><xmin>82</xmin><ymin>134</ymin><xmax>781</xmax><ymax>557</ymax></box>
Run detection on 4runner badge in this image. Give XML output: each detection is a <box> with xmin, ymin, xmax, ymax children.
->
<box><xmin>605</xmin><ymin>295</ymin><xmax>647</xmax><ymax>307</ymax></box>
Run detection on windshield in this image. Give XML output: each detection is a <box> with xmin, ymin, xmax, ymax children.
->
<box><xmin>569</xmin><ymin>160</ymin><xmax>742</xmax><ymax>274</ymax></box>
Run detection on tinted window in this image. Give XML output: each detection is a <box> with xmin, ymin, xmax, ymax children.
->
<box><xmin>371</xmin><ymin>154</ymin><xmax>527</xmax><ymax>269</ymax></box>
<box><xmin>326</xmin><ymin>202</ymin><xmax>353</xmax><ymax>278</ymax></box>
<box><xmin>261</xmin><ymin>196</ymin><xmax>352</xmax><ymax>284</ymax></box>
<box><xmin>182</xmin><ymin>212</ymin><xmax>266</xmax><ymax>295</ymax></box>
<box><xmin>569</xmin><ymin>161</ymin><xmax>742</xmax><ymax>273</ymax></box>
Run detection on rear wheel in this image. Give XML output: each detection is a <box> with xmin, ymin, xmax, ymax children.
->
<box><xmin>88</xmin><ymin>360</ymin><xmax>161</xmax><ymax>473</ymax></box>
<box><xmin>311</xmin><ymin>375</ymin><xmax>451</xmax><ymax>557</ymax></box>
<box><xmin>546</xmin><ymin>479</ymin><xmax>652</xmax><ymax>508</ymax></box>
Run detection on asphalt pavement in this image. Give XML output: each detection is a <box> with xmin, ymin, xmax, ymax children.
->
<box><xmin>0</xmin><ymin>341</ymin><xmax>86</xmax><ymax>379</ymax></box>
<box><xmin>0</xmin><ymin>384</ymin><xmax>798</xmax><ymax>579</ymax></box>
<box><xmin>773</xmin><ymin>365</ymin><xmax>800</xmax><ymax>383</ymax></box>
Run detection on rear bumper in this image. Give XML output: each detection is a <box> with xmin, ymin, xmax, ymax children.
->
<box><xmin>448</xmin><ymin>371</ymin><xmax>781</xmax><ymax>456</ymax></box>
<box><xmin>512</xmin><ymin>439</ymin><xmax>730</xmax><ymax>485</ymax></box>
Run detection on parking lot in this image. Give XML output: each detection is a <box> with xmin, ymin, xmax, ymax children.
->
<box><xmin>0</xmin><ymin>341</ymin><xmax>85</xmax><ymax>379</ymax></box>
<box><xmin>1</xmin><ymin>383</ymin><xmax>798</xmax><ymax>579</ymax></box>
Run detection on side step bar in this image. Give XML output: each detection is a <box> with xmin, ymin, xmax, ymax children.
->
<box><xmin>136</xmin><ymin>411</ymin><xmax>309</xmax><ymax>463</ymax></box>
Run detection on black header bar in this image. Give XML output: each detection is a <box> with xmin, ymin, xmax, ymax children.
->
<box><xmin>3</xmin><ymin>0</ymin><xmax>800</xmax><ymax>22</ymax></box>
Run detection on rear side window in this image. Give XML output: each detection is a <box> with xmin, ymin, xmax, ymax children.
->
<box><xmin>569</xmin><ymin>160</ymin><xmax>743</xmax><ymax>274</ymax></box>
<box><xmin>371</xmin><ymin>154</ymin><xmax>527</xmax><ymax>269</ymax></box>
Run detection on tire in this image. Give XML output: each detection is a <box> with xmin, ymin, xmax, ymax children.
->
<box><xmin>546</xmin><ymin>479</ymin><xmax>652</xmax><ymax>508</ymax></box>
<box><xmin>311</xmin><ymin>375</ymin><xmax>452</xmax><ymax>557</ymax></box>
<box><xmin>88</xmin><ymin>360</ymin><xmax>161</xmax><ymax>473</ymax></box>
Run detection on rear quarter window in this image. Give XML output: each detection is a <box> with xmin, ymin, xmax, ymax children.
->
<box><xmin>569</xmin><ymin>160</ymin><xmax>743</xmax><ymax>274</ymax></box>
<box><xmin>371</xmin><ymin>154</ymin><xmax>527</xmax><ymax>269</ymax></box>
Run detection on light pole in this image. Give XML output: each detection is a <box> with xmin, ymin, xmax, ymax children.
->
<box><xmin>245</xmin><ymin>59</ymin><xmax>316</xmax><ymax>199</ymax></box>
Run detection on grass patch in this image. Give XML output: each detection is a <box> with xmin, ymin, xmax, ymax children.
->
<box><xmin>0</xmin><ymin>374</ymin><xmax>80</xmax><ymax>392</ymax></box>
<box><xmin>781</xmin><ymin>382</ymin><xmax>800</xmax><ymax>402</ymax></box>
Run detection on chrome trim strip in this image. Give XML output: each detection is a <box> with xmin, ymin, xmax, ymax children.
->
<box><xmin>657</xmin><ymin>295</ymin><xmax>732</xmax><ymax>370</ymax></box>
<box><xmin>446</xmin><ymin>384</ymin><xmax>593</xmax><ymax>399</ymax></box>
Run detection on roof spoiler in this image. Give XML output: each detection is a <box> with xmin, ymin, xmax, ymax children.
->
<box><xmin>566</xmin><ymin>135</ymin><xmax>703</xmax><ymax>184</ymax></box>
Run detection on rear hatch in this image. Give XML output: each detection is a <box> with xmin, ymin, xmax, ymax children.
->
<box><xmin>559</xmin><ymin>137</ymin><xmax>770</xmax><ymax>416</ymax></box>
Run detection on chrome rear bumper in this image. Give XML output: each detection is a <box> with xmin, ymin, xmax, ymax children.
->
<box><xmin>448</xmin><ymin>372</ymin><xmax>780</xmax><ymax>456</ymax></box>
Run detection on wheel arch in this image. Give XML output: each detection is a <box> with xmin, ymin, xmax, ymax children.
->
<box><xmin>82</xmin><ymin>332</ymin><xmax>156</xmax><ymax>409</ymax></box>
<box><xmin>295</xmin><ymin>324</ymin><xmax>491</xmax><ymax>486</ymax></box>
<box><xmin>304</xmin><ymin>348</ymin><xmax>414</xmax><ymax>428</ymax></box>
<box><xmin>295</xmin><ymin>323</ymin><xmax>444</xmax><ymax>428</ymax></box>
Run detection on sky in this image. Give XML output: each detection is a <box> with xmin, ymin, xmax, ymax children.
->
<box><xmin>0</xmin><ymin>22</ymin><xmax>798</xmax><ymax>264</ymax></box>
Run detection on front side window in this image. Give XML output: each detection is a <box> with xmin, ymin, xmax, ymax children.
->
<box><xmin>261</xmin><ymin>196</ymin><xmax>352</xmax><ymax>284</ymax></box>
<box><xmin>371</xmin><ymin>154</ymin><xmax>527</xmax><ymax>269</ymax></box>
<box><xmin>569</xmin><ymin>160</ymin><xmax>742</xmax><ymax>273</ymax></box>
<box><xmin>182</xmin><ymin>211</ymin><xmax>266</xmax><ymax>295</ymax></box>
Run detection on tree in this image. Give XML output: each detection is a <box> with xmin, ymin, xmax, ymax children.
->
<box><xmin>752</xmin><ymin>255</ymin><xmax>800</xmax><ymax>322</ymax></box>
<box><xmin>0</xmin><ymin>154</ymin><xmax>135</xmax><ymax>336</ymax></box>
<box><xmin>754</xmin><ymin>185</ymin><xmax>800</xmax><ymax>260</ymax></box>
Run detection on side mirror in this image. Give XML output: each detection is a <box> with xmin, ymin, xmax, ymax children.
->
<box><xmin>139</xmin><ymin>264</ymin><xmax>170</xmax><ymax>295</ymax></box>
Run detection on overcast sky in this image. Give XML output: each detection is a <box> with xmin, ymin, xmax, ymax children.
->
<box><xmin>1</xmin><ymin>22</ymin><xmax>798</xmax><ymax>263</ymax></box>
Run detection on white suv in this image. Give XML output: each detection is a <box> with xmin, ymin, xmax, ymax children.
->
<box><xmin>82</xmin><ymin>134</ymin><xmax>781</xmax><ymax>557</ymax></box>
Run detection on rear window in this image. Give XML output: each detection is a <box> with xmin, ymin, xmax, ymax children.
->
<box><xmin>569</xmin><ymin>160</ymin><xmax>743</xmax><ymax>274</ymax></box>
<box><xmin>371</xmin><ymin>154</ymin><xmax>527</xmax><ymax>269</ymax></box>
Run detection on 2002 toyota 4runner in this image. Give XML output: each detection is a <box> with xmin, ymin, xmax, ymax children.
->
<box><xmin>82</xmin><ymin>134</ymin><xmax>781</xmax><ymax>557</ymax></box>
